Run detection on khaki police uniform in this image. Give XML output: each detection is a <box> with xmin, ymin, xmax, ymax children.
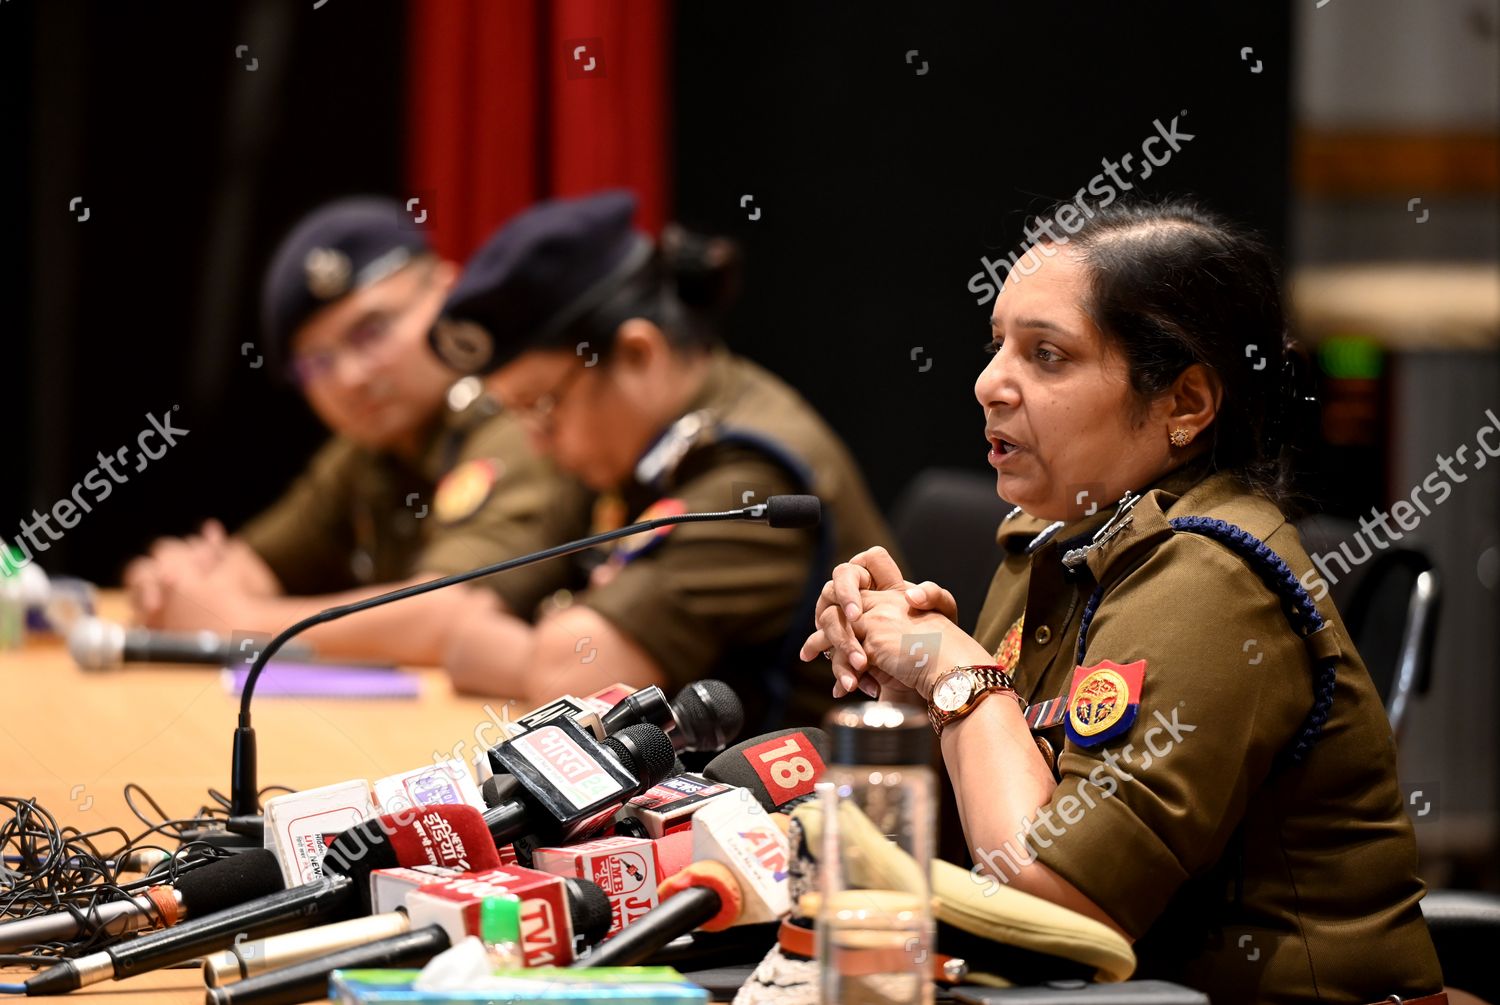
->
<box><xmin>239</xmin><ymin>378</ymin><xmax>592</xmax><ymax>619</ymax></box>
<box><xmin>963</xmin><ymin>459</ymin><xmax>1442</xmax><ymax>1004</ymax></box>
<box><xmin>575</xmin><ymin>349</ymin><xmax>897</xmax><ymax>730</ymax></box>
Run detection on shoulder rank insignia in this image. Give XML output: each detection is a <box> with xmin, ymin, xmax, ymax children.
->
<box><xmin>611</xmin><ymin>497</ymin><xmax>687</xmax><ymax>563</ymax></box>
<box><xmin>1065</xmin><ymin>658</ymin><xmax>1146</xmax><ymax>748</ymax></box>
<box><xmin>433</xmin><ymin>458</ymin><xmax>499</xmax><ymax>524</ymax></box>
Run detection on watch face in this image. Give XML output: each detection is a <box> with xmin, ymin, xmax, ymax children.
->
<box><xmin>933</xmin><ymin>671</ymin><xmax>974</xmax><ymax>713</ymax></box>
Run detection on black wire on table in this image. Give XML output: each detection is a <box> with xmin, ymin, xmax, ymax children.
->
<box><xmin>0</xmin><ymin>783</ymin><xmax>283</xmax><ymax>961</ymax></box>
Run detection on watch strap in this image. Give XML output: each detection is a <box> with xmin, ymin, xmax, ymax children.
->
<box><xmin>929</xmin><ymin>665</ymin><xmax>1021</xmax><ymax>735</ymax></box>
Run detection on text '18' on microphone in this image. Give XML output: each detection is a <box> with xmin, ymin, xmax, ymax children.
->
<box><xmin>227</xmin><ymin>495</ymin><xmax>819</xmax><ymax>819</ymax></box>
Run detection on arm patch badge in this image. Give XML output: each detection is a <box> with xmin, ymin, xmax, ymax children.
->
<box><xmin>1065</xmin><ymin>659</ymin><xmax>1146</xmax><ymax>749</ymax></box>
<box><xmin>433</xmin><ymin>458</ymin><xmax>499</xmax><ymax>524</ymax></box>
<box><xmin>610</xmin><ymin>497</ymin><xmax>688</xmax><ymax>563</ymax></box>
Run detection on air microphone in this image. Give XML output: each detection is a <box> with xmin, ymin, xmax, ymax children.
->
<box><xmin>23</xmin><ymin>805</ymin><xmax>496</xmax><ymax>996</ymax></box>
<box><xmin>0</xmin><ymin>849</ymin><xmax>283</xmax><ymax>953</ymax></box>
<box><xmin>66</xmin><ymin>616</ymin><xmax>315</xmax><ymax>671</ymax></box>
<box><xmin>571</xmin><ymin>796</ymin><xmax>790</xmax><ymax>968</ymax></box>
<box><xmin>701</xmin><ymin>728</ymin><xmax>830</xmax><ymax>813</ymax></box>
<box><xmin>228</xmin><ymin>495</ymin><xmax>820</xmax><ymax>818</ymax></box>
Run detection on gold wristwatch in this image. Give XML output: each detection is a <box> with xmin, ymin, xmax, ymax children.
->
<box><xmin>928</xmin><ymin>665</ymin><xmax>1023</xmax><ymax>736</ymax></box>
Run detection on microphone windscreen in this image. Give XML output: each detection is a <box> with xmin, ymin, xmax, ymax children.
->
<box><xmin>174</xmin><ymin>850</ymin><xmax>285</xmax><ymax>916</ymax></box>
<box><xmin>324</xmin><ymin>804</ymin><xmax>500</xmax><ymax>884</ymax></box>
<box><xmin>671</xmin><ymin>679</ymin><xmax>745</xmax><ymax>752</ymax></box>
<box><xmin>702</xmin><ymin>728</ymin><xmax>830</xmax><ymax>813</ymax></box>
<box><xmin>765</xmin><ymin>494</ymin><xmax>821</xmax><ymax>529</ymax></box>
<box><xmin>562</xmin><ymin>877</ymin><xmax>612</xmax><ymax>947</ymax></box>
<box><xmin>66</xmin><ymin>616</ymin><xmax>121</xmax><ymax>670</ymax></box>
<box><xmin>602</xmin><ymin>723</ymin><xmax>677</xmax><ymax>788</ymax></box>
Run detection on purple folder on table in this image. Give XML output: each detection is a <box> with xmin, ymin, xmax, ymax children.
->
<box><xmin>222</xmin><ymin>661</ymin><xmax>420</xmax><ymax>699</ymax></box>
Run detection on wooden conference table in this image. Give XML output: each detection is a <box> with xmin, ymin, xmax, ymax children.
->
<box><xmin>0</xmin><ymin>595</ymin><xmax>531</xmax><ymax>1002</ymax></box>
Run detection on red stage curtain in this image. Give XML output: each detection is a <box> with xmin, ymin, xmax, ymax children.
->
<box><xmin>406</xmin><ymin>0</ymin><xmax>671</xmax><ymax>263</ymax></box>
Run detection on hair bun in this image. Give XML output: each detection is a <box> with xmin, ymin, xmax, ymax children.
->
<box><xmin>660</xmin><ymin>224</ymin><xmax>743</xmax><ymax>314</ymax></box>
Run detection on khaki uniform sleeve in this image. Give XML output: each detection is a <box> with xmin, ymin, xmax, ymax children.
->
<box><xmin>578</xmin><ymin>456</ymin><xmax>814</xmax><ymax>692</ymax></box>
<box><xmin>416</xmin><ymin>415</ymin><xmax>592</xmax><ymax>618</ymax></box>
<box><xmin>1028</xmin><ymin>533</ymin><xmax>1314</xmax><ymax>938</ymax></box>
<box><xmin>237</xmin><ymin>440</ymin><xmax>360</xmax><ymax>596</ymax></box>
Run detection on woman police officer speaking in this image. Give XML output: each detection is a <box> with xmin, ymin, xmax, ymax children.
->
<box><xmin>802</xmin><ymin>198</ymin><xmax>1443</xmax><ymax>1005</ymax></box>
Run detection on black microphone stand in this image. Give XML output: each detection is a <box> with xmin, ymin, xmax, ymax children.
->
<box><xmin>229</xmin><ymin>501</ymin><xmax>800</xmax><ymax>819</ymax></box>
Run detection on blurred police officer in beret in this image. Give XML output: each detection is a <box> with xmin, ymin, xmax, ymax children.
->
<box><xmin>123</xmin><ymin>197</ymin><xmax>592</xmax><ymax>665</ymax></box>
<box><xmin>429</xmin><ymin>190</ymin><xmax>897</xmax><ymax>729</ymax></box>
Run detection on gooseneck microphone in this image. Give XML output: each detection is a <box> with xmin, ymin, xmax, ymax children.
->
<box><xmin>0</xmin><ymin>850</ymin><xmax>282</xmax><ymax>952</ymax></box>
<box><xmin>229</xmin><ymin>495</ymin><xmax>820</xmax><ymax>817</ymax></box>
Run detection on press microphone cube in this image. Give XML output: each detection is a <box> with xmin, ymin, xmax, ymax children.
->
<box><xmin>263</xmin><ymin>779</ymin><xmax>376</xmax><ymax>887</ymax></box>
<box><xmin>369</xmin><ymin>866</ymin><xmax>465</xmax><ymax>915</ymax></box>
<box><xmin>691</xmin><ymin>798</ymin><xmax>789</xmax><ymax>925</ymax></box>
<box><xmin>404</xmin><ymin>866</ymin><xmax>577</xmax><ymax>967</ymax></box>
<box><xmin>373</xmin><ymin>759</ymin><xmax>485</xmax><ymax>816</ymax></box>
<box><xmin>617</xmin><ymin>774</ymin><xmax>741</xmax><ymax>838</ymax></box>
<box><xmin>532</xmin><ymin>833</ymin><xmax>692</xmax><ymax>939</ymax></box>
<box><xmin>487</xmin><ymin>716</ymin><xmax>644</xmax><ymax>837</ymax></box>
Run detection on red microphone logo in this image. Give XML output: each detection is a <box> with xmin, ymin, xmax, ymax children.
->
<box><xmin>744</xmin><ymin>732</ymin><xmax>824</xmax><ymax>804</ymax></box>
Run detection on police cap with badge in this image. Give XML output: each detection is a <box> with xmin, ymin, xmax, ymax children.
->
<box><xmin>427</xmin><ymin>189</ymin><xmax>658</xmax><ymax>376</ymax></box>
<box><xmin>261</xmin><ymin>196</ymin><xmax>431</xmax><ymax>381</ymax></box>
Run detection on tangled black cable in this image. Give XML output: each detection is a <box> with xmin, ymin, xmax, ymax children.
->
<box><xmin>0</xmin><ymin>782</ymin><xmax>286</xmax><ymax>962</ymax></box>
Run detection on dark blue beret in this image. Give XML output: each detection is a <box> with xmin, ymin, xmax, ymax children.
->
<box><xmin>429</xmin><ymin>190</ymin><xmax>653</xmax><ymax>374</ymax></box>
<box><xmin>261</xmin><ymin>197</ymin><xmax>430</xmax><ymax>374</ymax></box>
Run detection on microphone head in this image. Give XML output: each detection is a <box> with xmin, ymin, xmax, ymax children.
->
<box><xmin>765</xmin><ymin>494</ymin><xmax>821</xmax><ymax>529</ymax></box>
<box><xmin>702</xmin><ymin>728</ymin><xmax>830</xmax><ymax>813</ymax></box>
<box><xmin>670</xmin><ymin>680</ymin><xmax>745</xmax><ymax>753</ymax></box>
<box><xmin>562</xmin><ymin>877</ymin><xmax>612</xmax><ymax>948</ymax></box>
<box><xmin>601</xmin><ymin>723</ymin><xmax>677</xmax><ymax>789</ymax></box>
<box><xmin>599</xmin><ymin>685</ymin><xmax>673</xmax><ymax>736</ymax></box>
<box><xmin>67</xmin><ymin>616</ymin><xmax>124</xmax><ymax>670</ymax></box>
<box><xmin>323</xmin><ymin>804</ymin><xmax>501</xmax><ymax>891</ymax></box>
<box><xmin>172</xmin><ymin>850</ymin><xmax>285</xmax><ymax>916</ymax></box>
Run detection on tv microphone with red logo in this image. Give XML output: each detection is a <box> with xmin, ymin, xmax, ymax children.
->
<box><xmin>24</xmin><ymin>805</ymin><xmax>497</xmax><ymax>995</ymax></box>
<box><xmin>700</xmin><ymin>728</ymin><xmax>830</xmax><ymax>813</ymax></box>
<box><xmin>204</xmin><ymin>871</ymin><xmax>610</xmax><ymax>1004</ymax></box>
<box><xmin>569</xmin><ymin>796</ymin><xmax>791</xmax><ymax>968</ymax></box>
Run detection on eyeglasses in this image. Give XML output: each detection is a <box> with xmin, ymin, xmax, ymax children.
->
<box><xmin>507</xmin><ymin>362</ymin><xmax>591</xmax><ymax>432</ymax></box>
<box><xmin>286</xmin><ymin>262</ymin><xmax>436</xmax><ymax>386</ymax></box>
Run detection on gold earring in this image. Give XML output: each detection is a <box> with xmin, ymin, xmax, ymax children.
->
<box><xmin>1169</xmin><ymin>427</ymin><xmax>1192</xmax><ymax>448</ymax></box>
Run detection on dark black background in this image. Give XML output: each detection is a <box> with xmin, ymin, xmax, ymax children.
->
<box><xmin>5</xmin><ymin>1</ymin><xmax>1291</xmax><ymax>584</ymax></box>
